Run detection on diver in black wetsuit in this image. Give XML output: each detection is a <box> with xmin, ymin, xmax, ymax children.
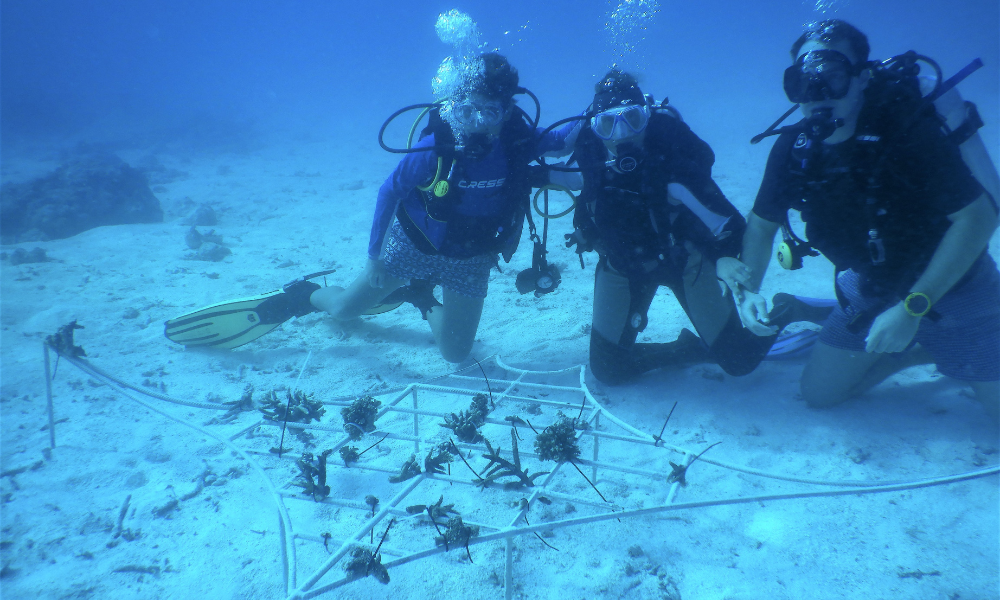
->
<box><xmin>567</xmin><ymin>70</ymin><xmax>830</xmax><ymax>384</ymax></box>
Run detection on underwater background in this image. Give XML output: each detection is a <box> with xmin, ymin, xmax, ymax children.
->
<box><xmin>2</xmin><ymin>1</ymin><xmax>999</xmax><ymax>599</ymax></box>
<box><xmin>3</xmin><ymin>0</ymin><xmax>997</xmax><ymax>161</ymax></box>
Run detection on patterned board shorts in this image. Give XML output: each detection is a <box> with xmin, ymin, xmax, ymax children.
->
<box><xmin>381</xmin><ymin>221</ymin><xmax>495</xmax><ymax>299</ymax></box>
<box><xmin>820</xmin><ymin>254</ymin><xmax>1000</xmax><ymax>381</ymax></box>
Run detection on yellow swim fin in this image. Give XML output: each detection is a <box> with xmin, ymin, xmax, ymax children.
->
<box><xmin>163</xmin><ymin>289</ymin><xmax>289</xmax><ymax>349</ymax></box>
<box><xmin>164</xmin><ymin>272</ymin><xmax>404</xmax><ymax>350</ymax></box>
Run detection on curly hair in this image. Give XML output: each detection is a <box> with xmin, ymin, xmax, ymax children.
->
<box><xmin>473</xmin><ymin>52</ymin><xmax>520</xmax><ymax>102</ymax></box>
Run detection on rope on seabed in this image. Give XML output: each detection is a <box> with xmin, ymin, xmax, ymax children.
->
<box><xmin>57</xmin><ymin>352</ymin><xmax>300</xmax><ymax>595</ymax></box>
<box><xmin>70</xmin><ymin>356</ymin><xmax>238</xmax><ymax>410</ymax></box>
<box><xmin>297</xmin><ymin>464</ymin><xmax>999</xmax><ymax>599</ymax></box>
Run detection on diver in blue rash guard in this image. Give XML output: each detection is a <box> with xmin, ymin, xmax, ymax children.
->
<box><xmin>308</xmin><ymin>52</ymin><xmax>575</xmax><ymax>362</ymax></box>
<box><xmin>162</xmin><ymin>52</ymin><xmax>576</xmax><ymax>354</ymax></box>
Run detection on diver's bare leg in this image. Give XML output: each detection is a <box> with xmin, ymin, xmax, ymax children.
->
<box><xmin>843</xmin><ymin>346</ymin><xmax>934</xmax><ymax>397</ymax></box>
<box><xmin>310</xmin><ymin>272</ymin><xmax>405</xmax><ymax>321</ymax></box>
<box><xmin>802</xmin><ymin>342</ymin><xmax>933</xmax><ymax>407</ymax></box>
<box><xmin>426</xmin><ymin>287</ymin><xmax>485</xmax><ymax>363</ymax></box>
<box><xmin>801</xmin><ymin>341</ymin><xmax>889</xmax><ymax>408</ymax></box>
<box><xmin>968</xmin><ymin>380</ymin><xmax>1000</xmax><ymax>422</ymax></box>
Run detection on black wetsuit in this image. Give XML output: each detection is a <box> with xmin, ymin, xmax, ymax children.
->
<box><xmin>575</xmin><ymin>111</ymin><xmax>775</xmax><ymax>384</ymax></box>
<box><xmin>751</xmin><ymin>83</ymin><xmax>999</xmax><ymax>381</ymax></box>
<box><xmin>753</xmin><ymin>88</ymin><xmax>986</xmax><ymax>301</ymax></box>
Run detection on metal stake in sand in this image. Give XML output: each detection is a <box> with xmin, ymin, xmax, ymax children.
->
<box><xmin>277</xmin><ymin>351</ymin><xmax>313</xmax><ymax>459</ymax></box>
<box><xmin>43</xmin><ymin>343</ymin><xmax>56</xmax><ymax>449</ymax></box>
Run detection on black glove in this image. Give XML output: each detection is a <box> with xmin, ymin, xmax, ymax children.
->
<box><xmin>564</xmin><ymin>229</ymin><xmax>592</xmax><ymax>254</ymax></box>
<box><xmin>527</xmin><ymin>164</ymin><xmax>551</xmax><ymax>189</ymax></box>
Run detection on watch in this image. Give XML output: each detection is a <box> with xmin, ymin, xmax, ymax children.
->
<box><xmin>904</xmin><ymin>292</ymin><xmax>932</xmax><ymax>317</ymax></box>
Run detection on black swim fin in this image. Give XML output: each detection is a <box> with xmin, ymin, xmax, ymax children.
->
<box><xmin>372</xmin><ymin>279</ymin><xmax>441</xmax><ymax>320</ymax></box>
<box><xmin>768</xmin><ymin>293</ymin><xmax>837</xmax><ymax>330</ymax></box>
<box><xmin>764</xmin><ymin>329</ymin><xmax>819</xmax><ymax>360</ymax></box>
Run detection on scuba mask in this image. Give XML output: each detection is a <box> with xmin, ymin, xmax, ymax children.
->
<box><xmin>590</xmin><ymin>104</ymin><xmax>650</xmax><ymax>141</ymax></box>
<box><xmin>783</xmin><ymin>50</ymin><xmax>862</xmax><ymax>104</ymax></box>
<box><xmin>447</xmin><ymin>99</ymin><xmax>506</xmax><ymax>160</ymax></box>
<box><xmin>451</xmin><ymin>99</ymin><xmax>507</xmax><ymax>129</ymax></box>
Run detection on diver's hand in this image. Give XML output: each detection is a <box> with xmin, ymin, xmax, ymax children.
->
<box><xmin>364</xmin><ymin>258</ymin><xmax>387</xmax><ymax>288</ymax></box>
<box><xmin>737</xmin><ymin>290</ymin><xmax>778</xmax><ymax>336</ymax></box>
<box><xmin>865</xmin><ymin>303</ymin><xmax>920</xmax><ymax>353</ymax></box>
<box><xmin>564</xmin><ymin>229</ymin><xmax>592</xmax><ymax>254</ymax></box>
<box><xmin>716</xmin><ymin>257</ymin><xmax>754</xmax><ymax>299</ymax></box>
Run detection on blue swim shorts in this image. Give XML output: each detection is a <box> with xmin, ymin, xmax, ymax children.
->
<box><xmin>382</xmin><ymin>220</ymin><xmax>494</xmax><ymax>299</ymax></box>
<box><xmin>819</xmin><ymin>254</ymin><xmax>1000</xmax><ymax>381</ymax></box>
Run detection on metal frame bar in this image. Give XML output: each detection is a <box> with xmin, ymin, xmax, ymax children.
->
<box><xmin>41</xmin><ymin>348</ymin><xmax>999</xmax><ymax>600</ymax></box>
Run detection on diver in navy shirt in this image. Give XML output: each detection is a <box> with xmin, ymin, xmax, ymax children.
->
<box><xmin>735</xmin><ymin>20</ymin><xmax>1000</xmax><ymax>418</ymax></box>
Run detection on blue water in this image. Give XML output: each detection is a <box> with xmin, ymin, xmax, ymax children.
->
<box><xmin>3</xmin><ymin>0</ymin><xmax>997</xmax><ymax>154</ymax></box>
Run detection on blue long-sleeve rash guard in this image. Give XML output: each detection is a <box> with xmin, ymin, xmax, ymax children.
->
<box><xmin>368</xmin><ymin>124</ymin><xmax>574</xmax><ymax>259</ymax></box>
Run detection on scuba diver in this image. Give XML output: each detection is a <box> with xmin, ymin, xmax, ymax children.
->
<box><xmin>164</xmin><ymin>52</ymin><xmax>575</xmax><ymax>362</ymax></box>
<box><xmin>564</xmin><ymin>69</ymin><xmax>834</xmax><ymax>384</ymax></box>
<box><xmin>736</xmin><ymin>19</ymin><xmax>1000</xmax><ymax>418</ymax></box>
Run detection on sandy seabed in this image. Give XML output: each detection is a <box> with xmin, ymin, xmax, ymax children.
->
<box><xmin>2</xmin><ymin>138</ymin><xmax>998</xmax><ymax>600</ymax></box>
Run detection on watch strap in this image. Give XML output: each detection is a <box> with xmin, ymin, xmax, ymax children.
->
<box><xmin>904</xmin><ymin>292</ymin><xmax>932</xmax><ymax>317</ymax></box>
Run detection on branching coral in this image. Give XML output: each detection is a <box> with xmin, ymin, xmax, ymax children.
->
<box><xmin>534</xmin><ymin>412</ymin><xmax>615</xmax><ymax>505</ymax></box>
<box><xmin>339</xmin><ymin>446</ymin><xmax>360</xmax><ymax>466</ymax></box>
<box><xmin>208</xmin><ymin>384</ymin><xmax>255</xmax><ymax>425</ymax></box>
<box><xmin>259</xmin><ymin>389</ymin><xmax>325</xmax><ymax>424</ymax></box>
<box><xmin>343</xmin><ymin>547</ymin><xmax>389</xmax><ymax>584</ymax></box>
<box><xmin>292</xmin><ymin>450</ymin><xmax>333</xmax><ymax>501</ymax></box>
<box><xmin>435</xmin><ymin>516</ymin><xmax>479</xmax><ymax>562</ymax></box>
<box><xmin>423</xmin><ymin>443</ymin><xmax>453</xmax><ymax>476</ymax></box>
<box><xmin>406</xmin><ymin>495</ymin><xmax>459</xmax><ymax>521</ymax></box>
<box><xmin>46</xmin><ymin>320</ymin><xmax>87</xmax><ymax>358</ymax></box>
<box><xmin>388</xmin><ymin>454</ymin><xmax>422</xmax><ymax>483</ymax></box>
<box><xmin>344</xmin><ymin>519</ymin><xmax>395</xmax><ymax>584</ymax></box>
<box><xmin>667</xmin><ymin>441</ymin><xmax>721</xmax><ymax>487</ymax></box>
<box><xmin>477</xmin><ymin>429</ymin><xmax>548</xmax><ymax>490</ymax></box>
<box><xmin>440</xmin><ymin>393</ymin><xmax>490</xmax><ymax>443</ymax></box>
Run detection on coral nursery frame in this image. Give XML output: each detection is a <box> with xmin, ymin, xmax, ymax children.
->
<box><xmin>42</xmin><ymin>340</ymin><xmax>999</xmax><ymax>600</ymax></box>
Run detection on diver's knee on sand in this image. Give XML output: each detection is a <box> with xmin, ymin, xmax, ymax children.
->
<box><xmin>438</xmin><ymin>338</ymin><xmax>475</xmax><ymax>363</ymax></box>
<box><xmin>968</xmin><ymin>380</ymin><xmax>1000</xmax><ymax>422</ymax></box>
<box><xmin>799</xmin><ymin>342</ymin><xmax>877</xmax><ymax>408</ymax></box>
<box><xmin>589</xmin><ymin>331</ymin><xmax>635</xmax><ymax>385</ymax></box>
<box><xmin>431</xmin><ymin>290</ymin><xmax>484</xmax><ymax>363</ymax></box>
<box><xmin>800</xmin><ymin>379</ymin><xmax>850</xmax><ymax>408</ymax></box>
